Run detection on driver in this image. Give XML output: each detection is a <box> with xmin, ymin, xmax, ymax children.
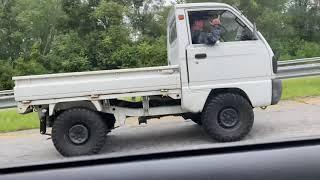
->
<box><xmin>191</xmin><ymin>20</ymin><xmax>204</xmax><ymax>44</ymax></box>
<box><xmin>206</xmin><ymin>17</ymin><xmax>223</xmax><ymax>45</ymax></box>
<box><xmin>191</xmin><ymin>19</ymin><xmax>207</xmax><ymax>44</ymax></box>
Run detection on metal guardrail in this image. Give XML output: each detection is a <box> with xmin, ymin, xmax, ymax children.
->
<box><xmin>0</xmin><ymin>57</ymin><xmax>319</xmax><ymax>109</ymax></box>
<box><xmin>0</xmin><ymin>90</ymin><xmax>16</xmax><ymax>109</ymax></box>
<box><xmin>276</xmin><ymin>57</ymin><xmax>320</xmax><ymax>79</ymax></box>
<box><xmin>278</xmin><ymin>57</ymin><xmax>320</xmax><ymax>67</ymax></box>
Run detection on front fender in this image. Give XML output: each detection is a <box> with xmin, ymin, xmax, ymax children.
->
<box><xmin>181</xmin><ymin>80</ymin><xmax>272</xmax><ymax>113</ymax></box>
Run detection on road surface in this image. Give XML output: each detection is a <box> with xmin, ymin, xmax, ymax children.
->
<box><xmin>1</xmin><ymin>97</ymin><xmax>320</xmax><ymax>168</ymax></box>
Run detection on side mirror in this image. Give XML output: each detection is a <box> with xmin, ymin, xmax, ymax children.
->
<box><xmin>273</xmin><ymin>49</ymin><xmax>280</xmax><ymax>60</ymax></box>
<box><xmin>252</xmin><ymin>22</ymin><xmax>258</xmax><ymax>40</ymax></box>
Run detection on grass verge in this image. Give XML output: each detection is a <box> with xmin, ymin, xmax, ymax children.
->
<box><xmin>0</xmin><ymin>109</ymin><xmax>38</xmax><ymax>133</ymax></box>
<box><xmin>282</xmin><ymin>77</ymin><xmax>320</xmax><ymax>100</ymax></box>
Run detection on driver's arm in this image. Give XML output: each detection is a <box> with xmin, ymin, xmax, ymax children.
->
<box><xmin>206</xmin><ymin>26</ymin><xmax>222</xmax><ymax>45</ymax></box>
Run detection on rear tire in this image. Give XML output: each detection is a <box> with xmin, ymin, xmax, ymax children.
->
<box><xmin>101</xmin><ymin>113</ymin><xmax>116</xmax><ymax>130</ymax></box>
<box><xmin>52</xmin><ymin>108</ymin><xmax>108</xmax><ymax>157</ymax></box>
<box><xmin>202</xmin><ymin>93</ymin><xmax>253</xmax><ymax>142</ymax></box>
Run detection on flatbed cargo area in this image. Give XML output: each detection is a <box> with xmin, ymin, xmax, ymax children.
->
<box><xmin>13</xmin><ymin>65</ymin><xmax>180</xmax><ymax>102</ymax></box>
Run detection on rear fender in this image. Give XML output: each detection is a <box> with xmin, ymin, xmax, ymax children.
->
<box><xmin>49</xmin><ymin>100</ymin><xmax>103</xmax><ymax>116</ymax></box>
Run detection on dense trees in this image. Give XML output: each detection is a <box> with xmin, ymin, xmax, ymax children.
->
<box><xmin>0</xmin><ymin>0</ymin><xmax>319</xmax><ymax>90</ymax></box>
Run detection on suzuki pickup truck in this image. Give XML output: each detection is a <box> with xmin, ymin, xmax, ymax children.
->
<box><xmin>13</xmin><ymin>3</ymin><xmax>282</xmax><ymax>156</ymax></box>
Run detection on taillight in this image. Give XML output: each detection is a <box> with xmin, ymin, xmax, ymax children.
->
<box><xmin>272</xmin><ymin>56</ymin><xmax>278</xmax><ymax>74</ymax></box>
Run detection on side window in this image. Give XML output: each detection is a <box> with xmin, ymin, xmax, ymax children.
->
<box><xmin>169</xmin><ymin>19</ymin><xmax>177</xmax><ymax>44</ymax></box>
<box><xmin>188</xmin><ymin>10</ymin><xmax>255</xmax><ymax>45</ymax></box>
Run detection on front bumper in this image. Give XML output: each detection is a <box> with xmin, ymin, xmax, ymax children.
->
<box><xmin>271</xmin><ymin>79</ymin><xmax>282</xmax><ymax>105</ymax></box>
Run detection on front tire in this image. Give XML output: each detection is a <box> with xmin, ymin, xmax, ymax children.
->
<box><xmin>202</xmin><ymin>93</ymin><xmax>254</xmax><ymax>142</ymax></box>
<box><xmin>52</xmin><ymin>108</ymin><xmax>108</xmax><ymax>157</ymax></box>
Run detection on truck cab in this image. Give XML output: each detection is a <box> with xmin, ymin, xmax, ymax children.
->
<box><xmin>168</xmin><ymin>3</ymin><xmax>281</xmax><ymax>113</ymax></box>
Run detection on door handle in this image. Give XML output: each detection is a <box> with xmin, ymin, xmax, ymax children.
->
<box><xmin>195</xmin><ymin>53</ymin><xmax>207</xmax><ymax>59</ymax></box>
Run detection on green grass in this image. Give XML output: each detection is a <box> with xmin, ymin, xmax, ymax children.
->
<box><xmin>0</xmin><ymin>108</ymin><xmax>39</xmax><ymax>133</ymax></box>
<box><xmin>282</xmin><ymin>77</ymin><xmax>320</xmax><ymax>100</ymax></box>
<box><xmin>0</xmin><ymin>77</ymin><xmax>319</xmax><ymax>133</ymax></box>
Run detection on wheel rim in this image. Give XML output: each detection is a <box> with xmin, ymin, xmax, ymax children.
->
<box><xmin>218</xmin><ymin>108</ymin><xmax>239</xmax><ymax>129</ymax></box>
<box><xmin>68</xmin><ymin>124</ymin><xmax>89</xmax><ymax>145</ymax></box>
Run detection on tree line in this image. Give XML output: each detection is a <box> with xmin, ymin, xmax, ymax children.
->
<box><xmin>0</xmin><ymin>0</ymin><xmax>319</xmax><ymax>90</ymax></box>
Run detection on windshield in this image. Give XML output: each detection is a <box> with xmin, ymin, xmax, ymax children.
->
<box><xmin>1</xmin><ymin>0</ymin><xmax>320</xmax><ymax>170</ymax></box>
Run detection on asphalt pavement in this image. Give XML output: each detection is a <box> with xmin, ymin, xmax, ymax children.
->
<box><xmin>1</xmin><ymin>97</ymin><xmax>320</xmax><ymax>168</ymax></box>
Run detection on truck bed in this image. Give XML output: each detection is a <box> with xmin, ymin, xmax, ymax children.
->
<box><xmin>13</xmin><ymin>66</ymin><xmax>180</xmax><ymax>102</ymax></box>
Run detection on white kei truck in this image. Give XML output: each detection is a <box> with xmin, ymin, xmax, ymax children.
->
<box><xmin>13</xmin><ymin>3</ymin><xmax>282</xmax><ymax>156</ymax></box>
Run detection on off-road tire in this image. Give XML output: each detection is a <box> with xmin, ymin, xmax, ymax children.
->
<box><xmin>52</xmin><ymin>108</ymin><xmax>108</xmax><ymax>157</ymax></box>
<box><xmin>202</xmin><ymin>93</ymin><xmax>254</xmax><ymax>142</ymax></box>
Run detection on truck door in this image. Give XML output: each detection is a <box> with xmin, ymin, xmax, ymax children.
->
<box><xmin>186</xmin><ymin>9</ymin><xmax>271</xmax><ymax>87</ymax></box>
